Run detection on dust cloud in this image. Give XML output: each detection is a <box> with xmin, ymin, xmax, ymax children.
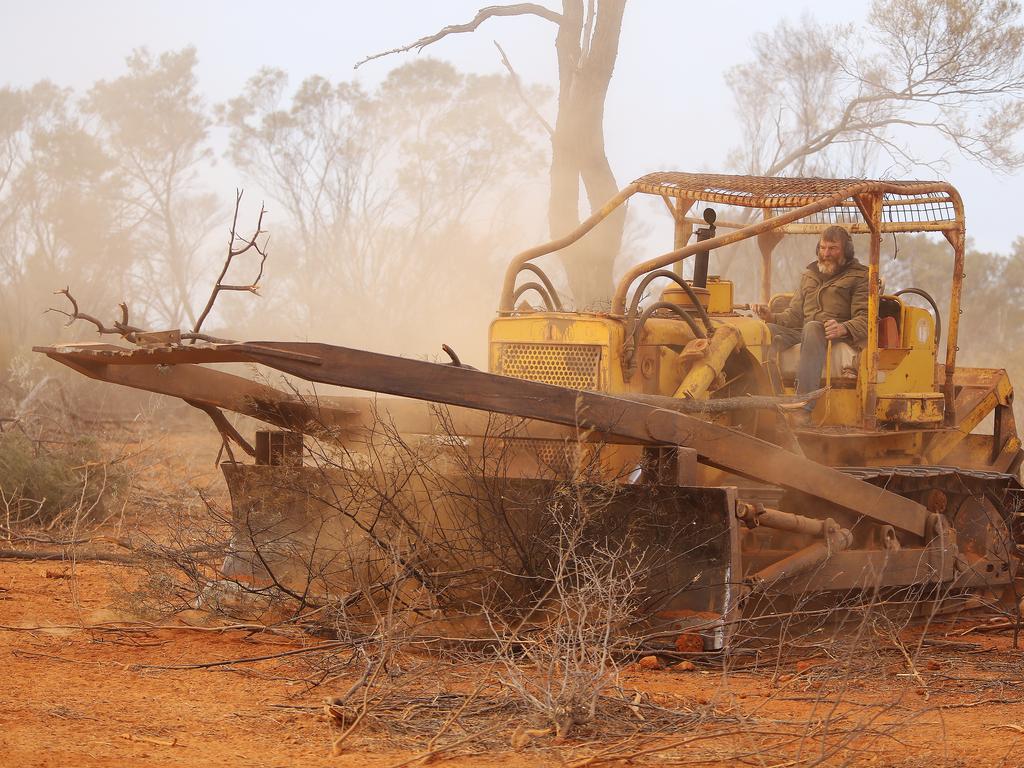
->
<box><xmin>0</xmin><ymin>54</ymin><xmax>550</xmax><ymax>389</ymax></box>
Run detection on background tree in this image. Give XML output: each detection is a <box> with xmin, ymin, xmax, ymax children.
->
<box><xmin>358</xmin><ymin>1</ymin><xmax>628</xmax><ymax>309</ymax></box>
<box><xmin>222</xmin><ymin>58</ymin><xmax>546</xmax><ymax>352</ymax></box>
<box><xmin>84</xmin><ymin>48</ymin><xmax>218</xmax><ymax>328</ymax></box>
<box><xmin>0</xmin><ymin>83</ymin><xmax>130</xmax><ymax>368</ymax></box>
<box><xmin>727</xmin><ymin>0</ymin><xmax>1024</xmax><ymax>177</ymax></box>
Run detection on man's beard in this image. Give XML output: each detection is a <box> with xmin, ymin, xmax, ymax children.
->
<box><xmin>818</xmin><ymin>257</ymin><xmax>842</xmax><ymax>276</ymax></box>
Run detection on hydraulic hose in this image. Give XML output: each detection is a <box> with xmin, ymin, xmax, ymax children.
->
<box><xmin>626</xmin><ymin>269</ymin><xmax>715</xmax><ymax>335</ymax></box>
<box><xmin>894</xmin><ymin>287</ymin><xmax>942</xmax><ymax>346</ymax></box>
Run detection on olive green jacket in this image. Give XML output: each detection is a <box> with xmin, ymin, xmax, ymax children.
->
<box><xmin>770</xmin><ymin>258</ymin><xmax>869</xmax><ymax>345</ymax></box>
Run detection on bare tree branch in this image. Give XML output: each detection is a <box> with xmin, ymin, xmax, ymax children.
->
<box><xmin>730</xmin><ymin>1</ymin><xmax>1024</xmax><ymax>177</ymax></box>
<box><xmin>49</xmin><ymin>191</ymin><xmax>267</xmax><ymax>347</ymax></box>
<box><xmin>493</xmin><ymin>41</ymin><xmax>554</xmax><ymax>137</ymax></box>
<box><xmin>48</xmin><ymin>288</ymin><xmax>145</xmax><ymax>342</ymax></box>
<box><xmin>190</xmin><ymin>189</ymin><xmax>269</xmax><ymax>341</ymax></box>
<box><xmin>355</xmin><ymin>4</ymin><xmax>563</xmax><ymax>69</ymax></box>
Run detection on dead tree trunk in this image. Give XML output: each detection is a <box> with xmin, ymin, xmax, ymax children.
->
<box><xmin>357</xmin><ymin>0</ymin><xmax>628</xmax><ymax>309</ymax></box>
<box><xmin>550</xmin><ymin>0</ymin><xmax>626</xmax><ymax>309</ymax></box>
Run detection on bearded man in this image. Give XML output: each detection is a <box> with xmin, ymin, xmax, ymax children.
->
<box><xmin>754</xmin><ymin>225</ymin><xmax>868</xmax><ymax>424</ymax></box>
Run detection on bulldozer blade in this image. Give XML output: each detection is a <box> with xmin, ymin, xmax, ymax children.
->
<box><xmin>218</xmin><ymin>459</ymin><xmax>740</xmax><ymax>650</ymax></box>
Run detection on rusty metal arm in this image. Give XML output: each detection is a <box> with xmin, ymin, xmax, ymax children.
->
<box><xmin>736</xmin><ymin>501</ymin><xmax>854</xmax><ymax>593</ymax></box>
<box><xmin>747</xmin><ymin>523</ymin><xmax>853</xmax><ymax>594</ymax></box>
<box><xmin>37</xmin><ymin>340</ymin><xmax>931</xmax><ymax>536</ymax></box>
<box><xmin>737</xmin><ymin>502</ymin><xmax>832</xmax><ymax>537</ymax></box>
<box><xmin>498</xmin><ymin>183</ymin><xmax>639</xmax><ymax>312</ymax></box>
<box><xmin>233</xmin><ymin>341</ymin><xmax>927</xmax><ymax>536</ymax></box>
<box><xmin>35</xmin><ymin>345</ymin><xmax>634</xmax><ymax>443</ymax></box>
<box><xmin>34</xmin><ymin>346</ymin><xmax>356</xmax><ymax>433</ymax></box>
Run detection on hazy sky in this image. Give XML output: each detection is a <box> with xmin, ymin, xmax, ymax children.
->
<box><xmin>3</xmin><ymin>0</ymin><xmax>1023</xmax><ymax>255</ymax></box>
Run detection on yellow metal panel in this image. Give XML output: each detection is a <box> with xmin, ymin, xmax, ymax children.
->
<box><xmin>799</xmin><ymin>428</ymin><xmax>927</xmax><ymax>468</ymax></box>
<box><xmin>658</xmin><ymin>346</ymin><xmax>685</xmax><ymax>397</ymax></box>
<box><xmin>489</xmin><ymin>314</ymin><xmax>613</xmax><ymax>346</ymax></box>
<box><xmin>811</xmin><ymin>389</ymin><xmax>861</xmax><ymax>427</ymax></box>
<box><xmin>489</xmin><ymin>315</ymin><xmax>615</xmax><ymax>392</ymax></box>
<box><xmin>706</xmin><ymin>277</ymin><xmax>734</xmax><ymax>314</ymax></box>
<box><xmin>901</xmin><ymin>306</ymin><xmax>936</xmax><ymax>353</ymax></box>
<box><xmin>875</xmin><ymin>393</ymin><xmax>944</xmax><ymax>425</ymax></box>
<box><xmin>875</xmin><ymin>348</ymin><xmax>936</xmax><ymax>394</ymax></box>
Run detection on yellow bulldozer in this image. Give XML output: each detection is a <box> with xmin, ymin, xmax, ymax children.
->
<box><xmin>37</xmin><ymin>172</ymin><xmax>1024</xmax><ymax>650</ymax></box>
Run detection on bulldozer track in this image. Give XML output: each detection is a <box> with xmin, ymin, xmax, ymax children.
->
<box><xmin>842</xmin><ymin>465</ymin><xmax>1024</xmax><ymax>553</ymax></box>
<box><xmin>843</xmin><ymin>466</ymin><xmax>1019</xmax><ymax>501</ymax></box>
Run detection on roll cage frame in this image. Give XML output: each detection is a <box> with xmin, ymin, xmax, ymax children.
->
<box><xmin>499</xmin><ymin>172</ymin><xmax>966</xmax><ymax>428</ymax></box>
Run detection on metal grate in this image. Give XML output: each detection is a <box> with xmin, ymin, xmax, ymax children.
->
<box><xmin>497</xmin><ymin>343</ymin><xmax>602</xmax><ymax>390</ymax></box>
<box><xmin>635</xmin><ymin>172</ymin><xmax>956</xmax><ymax>205</ymax></box>
<box><xmin>632</xmin><ymin>172</ymin><xmax>960</xmax><ymax>228</ymax></box>
<box><xmin>505</xmin><ymin>437</ymin><xmax>605</xmax><ymax>480</ymax></box>
<box><xmin>506</xmin><ymin>437</ymin><xmax>581</xmax><ymax>476</ymax></box>
<box><xmin>771</xmin><ymin>193</ymin><xmax>956</xmax><ymax>226</ymax></box>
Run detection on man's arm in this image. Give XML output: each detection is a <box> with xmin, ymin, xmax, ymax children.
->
<box><xmin>771</xmin><ymin>282</ymin><xmax>806</xmax><ymax>329</ymax></box>
<box><xmin>842</xmin><ymin>274</ymin><xmax>869</xmax><ymax>343</ymax></box>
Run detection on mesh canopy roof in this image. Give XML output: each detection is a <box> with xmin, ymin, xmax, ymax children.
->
<box><xmin>633</xmin><ymin>172</ymin><xmax>960</xmax><ymax>228</ymax></box>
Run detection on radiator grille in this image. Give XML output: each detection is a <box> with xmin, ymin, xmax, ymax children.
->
<box><xmin>496</xmin><ymin>343</ymin><xmax>602</xmax><ymax>390</ymax></box>
<box><xmin>505</xmin><ymin>437</ymin><xmax>578</xmax><ymax>474</ymax></box>
<box><xmin>505</xmin><ymin>437</ymin><xmax>603</xmax><ymax>480</ymax></box>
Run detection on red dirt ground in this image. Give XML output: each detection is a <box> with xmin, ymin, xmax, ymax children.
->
<box><xmin>4</xmin><ymin>557</ymin><xmax>1024</xmax><ymax>767</ymax></box>
<box><xmin>3</xmin><ymin>426</ymin><xmax>1024</xmax><ymax>766</ymax></box>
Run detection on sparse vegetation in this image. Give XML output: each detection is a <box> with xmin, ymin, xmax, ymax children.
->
<box><xmin>0</xmin><ymin>429</ymin><xmax>124</xmax><ymax>530</ymax></box>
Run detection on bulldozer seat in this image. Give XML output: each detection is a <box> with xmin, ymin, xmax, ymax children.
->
<box><xmin>779</xmin><ymin>340</ymin><xmax>858</xmax><ymax>379</ymax></box>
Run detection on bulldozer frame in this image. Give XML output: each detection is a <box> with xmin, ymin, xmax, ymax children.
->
<box><xmin>36</xmin><ymin>172</ymin><xmax>1024</xmax><ymax>651</ymax></box>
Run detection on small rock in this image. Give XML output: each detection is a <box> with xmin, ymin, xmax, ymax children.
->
<box><xmin>673</xmin><ymin>660</ymin><xmax>697</xmax><ymax>672</ymax></box>
<box><xmin>638</xmin><ymin>655</ymin><xmax>662</xmax><ymax>671</ymax></box>
<box><xmin>926</xmin><ymin>659</ymin><xmax>941</xmax><ymax>671</ymax></box>
<box><xmin>795</xmin><ymin>660</ymin><xmax>818</xmax><ymax>672</ymax></box>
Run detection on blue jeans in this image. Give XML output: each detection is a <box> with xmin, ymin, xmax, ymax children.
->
<box><xmin>766</xmin><ymin>321</ymin><xmax>828</xmax><ymax>400</ymax></box>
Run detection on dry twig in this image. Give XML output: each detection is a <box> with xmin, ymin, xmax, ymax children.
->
<box><xmin>190</xmin><ymin>189</ymin><xmax>268</xmax><ymax>340</ymax></box>
<box><xmin>354</xmin><ymin>4</ymin><xmax>563</xmax><ymax>69</ymax></box>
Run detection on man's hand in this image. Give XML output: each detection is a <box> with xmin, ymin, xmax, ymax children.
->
<box><xmin>824</xmin><ymin>319</ymin><xmax>848</xmax><ymax>340</ymax></box>
<box><xmin>753</xmin><ymin>303</ymin><xmax>772</xmax><ymax>322</ymax></box>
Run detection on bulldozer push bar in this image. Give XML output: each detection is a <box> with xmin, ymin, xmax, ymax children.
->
<box><xmin>37</xmin><ymin>339</ymin><xmax>930</xmax><ymax>538</ymax></box>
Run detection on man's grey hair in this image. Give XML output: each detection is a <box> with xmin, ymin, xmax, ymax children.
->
<box><xmin>818</xmin><ymin>225</ymin><xmax>855</xmax><ymax>262</ymax></box>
